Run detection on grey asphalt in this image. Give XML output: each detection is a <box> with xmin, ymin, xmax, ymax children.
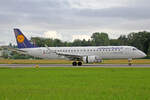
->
<box><xmin>0</xmin><ymin>64</ymin><xmax>150</xmax><ymax>68</ymax></box>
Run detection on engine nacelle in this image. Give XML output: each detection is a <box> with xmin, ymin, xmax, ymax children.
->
<box><xmin>83</xmin><ymin>56</ymin><xmax>102</xmax><ymax>63</ymax></box>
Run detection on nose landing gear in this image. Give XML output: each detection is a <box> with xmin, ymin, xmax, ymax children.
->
<box><xmin>128</xmin><ymin>58</ymin><xmax>132</xmax><ymax>66</ymax></box>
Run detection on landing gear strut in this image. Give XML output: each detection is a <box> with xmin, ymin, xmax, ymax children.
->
<box><xmin>128</xmin><ymin>58</ymin><xmax>132</xmax><ymax>66</ymax></box>
<box><xmin>72</xmin><ymin>61</ymin><xmax>82</xmax><ymax>66</ymax></box>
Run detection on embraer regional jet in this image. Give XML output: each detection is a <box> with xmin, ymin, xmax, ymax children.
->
<box><xmin>13</xmin><ymin>28</ymin><xmax>146</xmax><ymax>66</ymax></box>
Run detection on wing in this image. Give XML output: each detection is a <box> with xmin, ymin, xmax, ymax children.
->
<box><xmin>56</xmin><ymin>52</ymin><xmax>84</xmax><ymax>60</ymax></box>
<box><xmin>45</xmin><ymin>45</ymin><xmax>84</xmax><ymax>60</ymax></box>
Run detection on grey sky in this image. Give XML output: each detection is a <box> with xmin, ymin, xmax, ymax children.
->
<box><xmin>0</xmin><ymin>0</ymin><xmax>150</xmax><ymax>45</ymax></box>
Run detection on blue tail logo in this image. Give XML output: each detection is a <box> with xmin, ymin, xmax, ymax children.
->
<box><xmin>14</xmin><ymin>28</ymin><xmax>36</xmax><ymax>48</ymax></box>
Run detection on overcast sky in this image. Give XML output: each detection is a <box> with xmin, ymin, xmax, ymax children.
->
<box><xmin>0</xmin><ymin>0</ymin><xmax>150</xmax><ymax>45</ymax></box>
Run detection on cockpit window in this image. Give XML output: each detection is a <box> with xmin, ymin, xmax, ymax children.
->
<box><xmin>133</xmin><ymin>48</ymin><xmax>137</xmax><ymax>51</ymax></box>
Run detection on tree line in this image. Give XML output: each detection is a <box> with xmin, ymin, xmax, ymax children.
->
<box><xmin>31</xmin><ymin>31</ymin><xmax>150</xmax><ymax>56</ymax></box>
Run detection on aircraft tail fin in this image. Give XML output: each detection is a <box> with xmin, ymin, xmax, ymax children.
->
<box><xmin>14</xmin><ymin>28</ymin><xmax>36</xmax><ymax>48</ymax></box>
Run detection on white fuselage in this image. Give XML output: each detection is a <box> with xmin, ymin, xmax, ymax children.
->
<box><xmin>20</xmin><ymin>46</ymin><xmax>146</xmax><ymax>60</ymax></box>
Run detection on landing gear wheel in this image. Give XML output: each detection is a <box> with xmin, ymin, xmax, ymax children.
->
<box><xmin>78</xmin><ymin>62</ymin><xmax>82</xmax><ymax>66</ymax></box>
<box><xmin>72</xmin><ymin>62</ymin><xmax>77</xmax><ymax>66</ymax></box>
<box><xmin>128</xmin><ymin>63</ymin><xmax>132</xmax><ymax>66</ymax></box>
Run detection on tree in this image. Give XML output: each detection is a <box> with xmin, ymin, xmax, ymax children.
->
<box><xmin>31</xmin><ymin>37</ymin><xmax>45</xmax><ymax>47</ymax></box>
<box><xmin>118</xmin><ymin>35</ymin><xmax>128</xmax><ymax>45</ymax></box>
<box><xmin>127</xmin><ymin>31</ymin><xmax>150</xmax><ymax>54</ymax></box>
<box><xmin>110</xmin><ymin>39</ymin><xmax>119</xmax><ymax>46</ymax></box>
<box><xmin>72</xmin><ymin>39</ymin><xmax>82</xmax><ymax>46</ymax></box>
<box><xmin>91</xmin><ymin>32</ymin><xmax>110</xmax><ymax>46</ymax></box>
<box><xmin>53</xmin><ymin>39</ymin><xmax>63</xmax><ymax>46</ymax></box>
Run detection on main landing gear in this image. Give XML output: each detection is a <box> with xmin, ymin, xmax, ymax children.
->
<box><xmin>72</xmin><ymin>61</ymin><xmax>82</xmax><ymax>66</ymax></box>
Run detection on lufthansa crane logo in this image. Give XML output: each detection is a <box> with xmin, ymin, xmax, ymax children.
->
<box><xmin>17</xmin><ymin>35</ymin><xmax>25</xmax><ymax>43</ymax></box>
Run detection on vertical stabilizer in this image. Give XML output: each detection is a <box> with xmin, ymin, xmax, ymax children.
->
<box><xmin>14</xmin><ymin>28</ymin><xmax>35</xmax><ymax>48</ymax></box>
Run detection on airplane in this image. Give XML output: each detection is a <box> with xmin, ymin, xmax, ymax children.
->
<box><xmin>13</xmin><ymin>28</ymin><xmax>146</xmax><ymax>66</ymax></box>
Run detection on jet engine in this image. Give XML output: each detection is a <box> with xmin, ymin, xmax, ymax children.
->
<box><xmin>83</xmin><ymin>56</ymin><xmax>102</xmax><ymax>63</ymax></box>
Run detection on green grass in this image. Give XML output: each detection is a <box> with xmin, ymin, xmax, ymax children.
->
<box><xmin>0</xmin><ymin>67</ymin><xmax>150</xmax><ymax>100</ymax></box>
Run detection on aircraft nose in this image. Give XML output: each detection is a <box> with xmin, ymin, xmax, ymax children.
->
<box><xmin>140</xmin><ymin>51</ymin><xmax>147</xmax><ymax>58</ymax></box>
